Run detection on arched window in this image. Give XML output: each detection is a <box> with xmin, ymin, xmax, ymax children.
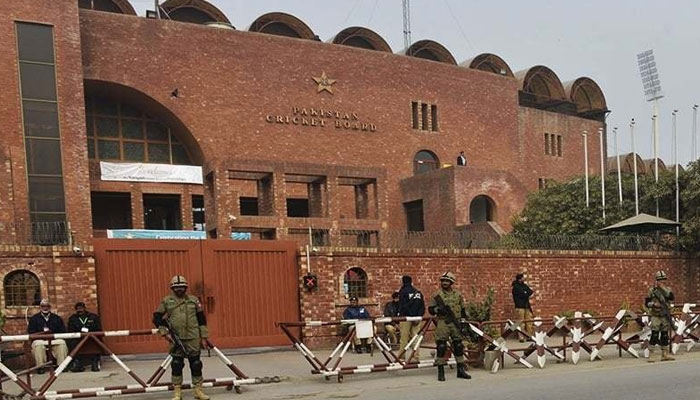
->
<box><xmin>4</xmin><ymin>270</ymin><xmax>41</xmax><ymax>307</ymax></box>
<box><xmin>85</xmin><ymin>96</ymin><xmax>193</xmax><ymax>165</ymax></box>
<box><xmin>469</xmin><ymin>195</ymin><xmax>496</xmax><ymax>223</ymax></box>
<box><xmin>413</xmin><ymin>150</ymin><xmax>440</xmax><ymax>175</ymax></box>
<box><xmin>343</xmin><ymin>267</ymin><xmax>368</xmax><ymax>298</ymax></box>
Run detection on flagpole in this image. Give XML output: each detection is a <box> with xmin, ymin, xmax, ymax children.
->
<box><xmin>630</xmin><ymin>119</ymin><xmax>639</xmax><ymax>215</ymax></box>
<box><xmin>599</xmin><ymin>127</ymin><xmax>606</xmax><ymax>222</ymax></box>
<box><xmin>614</xmin><ymin>127</ymin><xmax>622</xmax><ymax>206</ymax></box>
<box><xmin>582</xmin><ymin>131</ymin><xmax>589</xmax><ymax>207</ymax></box>
<box><xmin>673</xmin><ymin>110</ymin><xmax>679</xmax><ymax>237</ymax></box>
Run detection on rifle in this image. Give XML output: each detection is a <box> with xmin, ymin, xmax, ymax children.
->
<box><xmin>650</xmin><ymin>286</ymin><xmax>674</xmax><ymax>329</ymax></box>
<box><xmin>163</xmin><ymin>317</ymin><xmax>188</xmax><ymax>356</ymax></box>
<box><xmin>433</xmin><ymin>294</ymin><xmax>470</xmax><ymax>337</ymax></box>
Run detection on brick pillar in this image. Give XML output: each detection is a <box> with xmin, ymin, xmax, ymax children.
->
<box><xmin>257</xmin><ymin>175</ymin><xmax>274</xmax><ymax>216</ymax></box>
<box><xmin>355</xmin><ymin>184</ymin><xmax>369</xmax><ymax>219</ymax></box>
<box><xmin>308</xmin><ymin>180</ymin><xmax>325</xmax><ymax>217</ymax></box>
<box><xmin>182</xmin><ymin>186</ymin><xmax>193</xmax><ymax>230</ymax></box>
<box><xmin>131</xmin><ymin>186</ymin><xmax>144</xmax><ymax>229</ymax></box>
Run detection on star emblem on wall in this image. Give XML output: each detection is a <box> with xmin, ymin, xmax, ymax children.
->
<box><xmin>312</xmin><ymin>72</ymin><xmax>337</xmax><ymax>94</ymax></box>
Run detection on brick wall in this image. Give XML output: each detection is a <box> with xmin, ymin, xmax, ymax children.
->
<box><xmin>298</xmin><ymin>248</ymin><xmax>695</xmax><ymax>345</ymax></box>
<box><xmin>0</xmin><ymin>245</ymin><xmax>97</xmax><ymax>336</ymax></box>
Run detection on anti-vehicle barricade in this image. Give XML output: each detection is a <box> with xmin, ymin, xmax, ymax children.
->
<box><xmin>277</xmin><ymin>316</ymin><xmax>474</xmax><ymax>382</ymax></box>
<box><xmin>279</xmin><ymin>304</ymin><xmax>700</xmax><ymax>381</ymax></box>
<box><xmin>0</xmin><ymin>329</ymin><xmax>271</xmax><ymax>399</ymax></box>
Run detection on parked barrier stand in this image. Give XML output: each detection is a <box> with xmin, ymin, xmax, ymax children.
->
<box><xmin>277</xmin><ymin>317</ymin><xmax>459</xmax><ymax>382</ymax></box>
<box><xmin>0</xmin><ymin>329</ymin><xmax>270</xmax><ymax>399</ymax></box>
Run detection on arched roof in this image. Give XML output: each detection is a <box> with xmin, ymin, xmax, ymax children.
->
<box><xmin>160</xmin><ymin>0</ymin><xmax>230</xmax><ymax>25</ymax></box>
<box><xmin>606</xmin><ymin>153</ymin><xmax>645</xmax><ymax>175</ymax></box>
<box><xmin>461</xmin><ymin>53</ymin><xmax>513</xmax><ymax>77</ymax></box>
<box><xmin>79</xmin><ymin>0</ymin><xmax>137</xmax><ymax>15</ymax></box>
<box><xmin>330</xmin><ymin>27</ymin><xmax>391</xmax><ymax>52</ymax></box>
<box><xmin>249</xmin><ymin>12</ymin><xmax>315</xmax><ymax>40</ymax></box>
<box><xmin>564</xmin><ymin>77</ymin><xmax>607</xmax><ymax>113</ymax></box>
<box><xmin>515</xmin><ymin>65</ymin><xmax>567</xmax><ymax>100</ymax></box>
<box><xmin>401</xmin><ymin>40</ymin><xmax>457</xmax><ymax>65</ymax></box>
<box><xmin>642</xmin><ymin>158</ymin><xmax>667</xmax><ymax>176</ymax></box>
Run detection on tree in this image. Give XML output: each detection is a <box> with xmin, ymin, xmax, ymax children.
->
<box><xmin>511</xmin><ymin>162</ymin><xmax>700</xmax><ymax>252</ymax></box>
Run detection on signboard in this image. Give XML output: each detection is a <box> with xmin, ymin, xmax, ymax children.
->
<box><xmin>106</xmin><ymin>230</ymin><xmax>253</xmax><ymax>240</ymax></box>
<box><xmin>100</xmin><ymin>162</ymin><xmax>203</xmax><ymax>185</ymax></box>
<box><xmin>107</xmin><ymin>229</ymin><xmax>206</xmax><ymax>240</ymax></box>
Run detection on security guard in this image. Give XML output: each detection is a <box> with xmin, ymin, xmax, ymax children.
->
<box><xmin>428</xmin><ymin>272</ymin><xmax>471</xmax><ymax>381</ymax></box>
<box><xmin>645</xmin><ymin>270</ymin><xmax>675</xmax><ymax>362</ymax></box>
<box><xmin>153</xmin><ymin>276</ymin><xmax>210</xmax><ymax>400</ymax></box>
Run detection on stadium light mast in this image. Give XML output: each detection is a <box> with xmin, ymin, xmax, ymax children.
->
<box><xmin>155</xmin><ymin>0</ymin><xmax>160</xmax><ymax>19</ymax></box>
<box><xmin>402</xmin><ymin>0</ymin><xmax>412</xmax><ymax>49</ymax></box>
<box><xmin>637</xmin><ymin>50</ymin><xmax>664</xmax><ymax>176</ymax></box>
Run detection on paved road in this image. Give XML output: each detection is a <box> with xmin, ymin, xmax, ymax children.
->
<box><xmin>13</xmin><ymin>347</ymin><xmax>700</xmax><ymax>400</ymax></box>
<box><xmin>240</xmin><ymin>356</ymin><xmax>700</xmax><ymax>400</ymax></box>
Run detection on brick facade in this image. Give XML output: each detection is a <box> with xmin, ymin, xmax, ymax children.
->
<box><xmin>0</xmin><ymin>245</ymin><xmax>97</xmax><ymax>335</ymax></box>
<box><xmin>299</xmin><ymin>248</ymin><xmax>695</xmax><ymax>345</ymax></box>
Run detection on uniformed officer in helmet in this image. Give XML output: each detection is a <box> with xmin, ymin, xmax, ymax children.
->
<box><xmin>153</xmin><ymin>275</ymin><xmax>210</xmax><ymax>400</ymax></box>
<box><xmin>428</xmin><ymin>272</ymin><xmax>471</xmax><ymax>381</ymax></box>
<box><xmin>645</xmin><ymin>270</ymin><xmax>675</xmax><ymax>363</ymax></box>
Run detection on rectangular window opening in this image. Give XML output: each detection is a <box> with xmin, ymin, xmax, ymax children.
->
<box><xmin>192</xmin><ymin>194</ymin><xmax>205</xmax><ymax>231</ymax></box>
<box><xmin>404</xmin><ymin>199</ymin><xmax>424</xmax><ymax>232</ymax></box>
<box><xmin>430</xmin><ymin>105</ymin><xmax>438</xmax><ymax>131</ymax></box>
<box><xmin>544</xmin><ymin>133</ymin><xmax>550</xmax><ymax>155</ymax></box>
<box><xmin>91</xmin><ymin>192</ymin><xmax>132</xmax><ymax>231</ymax></box>
<box><xmin>557</xmin><ymin>135</ymin><xmax>563</xmax><ymax>157</ymax></box>
<box><xmin>143</xmin><ymin>194</ymin><xmax>182</xmax><ymax>230</ymax></box>
<box><xmin>421</xmin><ymin>103</ymin><xmax>429</xmax><ymax>130</ymax></box>
<box><xmin>411</xmin><ymin>101</ymin><xmax>419</xmax><ymax>129</ymax></box>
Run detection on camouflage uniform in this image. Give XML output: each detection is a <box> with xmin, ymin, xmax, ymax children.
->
<box><xmin>153</xmin><ymin>276</ymin><xmax>210</xmax><ymax>400</ymax></box>
<box><xmin>428</xmin><ymin>272</ymin><xmax>471</xmax><ymax>381</ymax></box>
<box><xmin>429</xmin><ymin>289</ymin><xmax>466</xmax><ymax>366</ymax></box>
<box><xmin>645</xmin><ymin>270</ymin><xmax>675</xmax><ymax>362</ymax></box>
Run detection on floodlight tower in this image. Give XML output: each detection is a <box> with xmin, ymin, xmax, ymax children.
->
<box><xmin>637</xmin><ymin>50</ymin><xmax>664</xmax><ymax>177</ymax></box>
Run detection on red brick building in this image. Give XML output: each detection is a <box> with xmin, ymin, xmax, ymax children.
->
<box><xmin>0</xmin><ymin>0</ymin><xmax>615</xmax><ymax>343</ymax></box>
<box><xmin>1</xmin><ymin>0</ymin><xmax>608</xmax><ymax>248</ymax></box>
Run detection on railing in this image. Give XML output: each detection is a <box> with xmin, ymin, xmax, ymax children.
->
<box><xmin>299</xmin><ymin>229</ymin><xmax>674</xmax><ymax>252</ymax></box>
<box><xmin>0</xmin><ymin>222</ymin><xmax>71</xmax><ymax>246</ymax></box>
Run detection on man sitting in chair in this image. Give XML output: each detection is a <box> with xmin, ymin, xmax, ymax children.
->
<box><xmin>28</xmin><ymin>299</ymin><xmax>68</xmax><ymax>374</ymax></box>
<box><xmin>67</xmin><ymin>302</ymin><xmax>102</xmax><ymax>372</ymax></box>
<box><xmin>342</xmin><ymin>296</ymin><xmax>373</xmax><ymax>353</ymax></box>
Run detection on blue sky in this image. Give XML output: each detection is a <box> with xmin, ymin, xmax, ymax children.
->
<box><xmin>130</xmin><ymin>0</ymin><xmax>700</xmax><ymax>165</ymax></box>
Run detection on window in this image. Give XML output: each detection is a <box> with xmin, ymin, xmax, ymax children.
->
<box><xmin>91</xmin><ymin>192</ymin><xmax>132</xmax><ymax>230</ymax></box>
<box><xmin>469</xmin><ymin>195</ymin><xmax>496</xmax><ymax>223</ymax></box>
<box><xmin>16</xmin><ymin>22</ymin><xmax>66</xmax><ymax>224</ymax></box>
<box><xmin>192</xmin><ymin>195</ymin><xmax>205</xmax><ymax>231</ymax></box>
<box><xmin>240</xmin><ymin>197</ymin><xmax>259</xmax><ymax>216</ymax></box>
<box><xmin>143</xmin><ymin>194</ymin><xmax>182</xmax><ymax>230</ymax></box>
<box><xmin>286</xmin><ymin>198</ymin><xmax>310</xmax><ymax>218</ymax></box>
<box><xmin>431</xmin><ymin>105</ymin><xmax>439</xmax><ymax>131</ymax></box>
<box><xmin>343</xmin><ymin>267</ymin><xmax>368</xmax><ymax>298</ymax></box>
<box><xmin>4</xmin><ymin>270</ymin><xmax>41</xmax><ymax>307</ymax></box>
<box><xmin>411</xmin><ymin>101</ymin><xmax>439</xmax><ymax>132</ymax></box>
<box><xmin>411</xmin><ymin>102</ymin><xmax>419</xmax><ymax>129</ymax></box>
<box><xmin>413</xmin><ymin>150</ymin><xmax>440</xmax><ymax>175</ymax></box>
<box><xmin>545</xmin><ymin>133</ymin><xmax>562</xmax><ymax>157</ymax></box>
<box><xmin>557</xmin><ymin>135</ymin><xmax>563</xmax><ymax>157</ymax></box>
<box><xmin>85</xmin><ymin>96</ymin><xmax>192</xmax><ymax>165</ymax></box>
<box><xmin>404</xmin><ymin>199</ymin><xmax>424</xmax><ymax>231</ymax></box>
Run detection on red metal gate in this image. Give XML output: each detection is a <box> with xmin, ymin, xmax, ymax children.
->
<box><xmin>94</xmin><ymin>239</ymin><xmax>299</xmax><ymax>354</ymax></box>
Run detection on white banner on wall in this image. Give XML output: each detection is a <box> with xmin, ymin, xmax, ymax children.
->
<box><xmin>100</xmin><ymin>162</ymin><xmax>203</xmax><ymax>184</ymax></box>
